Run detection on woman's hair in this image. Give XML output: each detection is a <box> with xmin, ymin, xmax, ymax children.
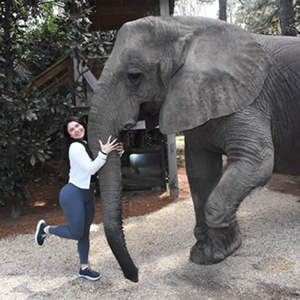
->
<box><xmin>62</xmin><ymin>116</ymin><xmax>88</xmax><ymax>140</ymax></box>
<box><xmin>60</xmin><ymin>116</ymin><xmax>93</xmax><ymax>176</ymax></box>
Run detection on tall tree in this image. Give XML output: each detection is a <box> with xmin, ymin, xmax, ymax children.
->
<box><xmin>0</xmin><ymin>0</ymin><xmax>41</xmax><ymax>90</ymax></box>
<box><xmin>276</xmin><ymin>0</ymin><xmax>297</xmax><ymax>35</ymax></box>
<box><xmin>233</xmin><ymin>0</ymin><xmax>281</xmax><ymax>34</ymax></box>
<box><xmin>174</xmin><ymin>0</ymin><xmax>216</xmax><ymax>16</ymax></box>
<box><xmin>219</xmin><ymin>0</ymin><xmax>228</xmax><ymax>20</ymax></box>
<box><xmin>233</xmin><ymin>0</ymin><xmax>299</xmax><ymax>35</ymax></box>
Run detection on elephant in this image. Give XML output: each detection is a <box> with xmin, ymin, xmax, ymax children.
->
<box><xmin>87</xmin><ymin>16</ymin><xmax>300</xmax><ymax>283</ymax></box>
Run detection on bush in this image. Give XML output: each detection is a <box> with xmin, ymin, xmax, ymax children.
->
<box><xmin>0</xmin><ymin>79</ymin><xmax>74</xmax><ymax>217</ymax></box>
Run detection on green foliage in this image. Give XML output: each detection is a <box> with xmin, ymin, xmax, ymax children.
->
<box><xmin>0</xmin><ymin>0</ymin><xmax>45</xmax><ymax>87</ymax></box>
<box><xmin>233</xmin><ymin>0</ymin><xmax>299</xmax><ymax>35</ymax></box>
<box><xmin>0</xmin><ymin>79</ymin><xmax>73</xmax><ymax>217</ymax></box>
<box><xmin>0</xmin><ymin>1</ymin><xmax>116</xmax><ymax>217</ymax></box>
<box><xmin>233</xmin><ymin>0</ymin><xmax>280</xmax><ymax>34</ymax></box>
<box><xmin>296</xmin><ymin>0</ymin><xmax>300</xmax><ymax>32</ymax></box>
<box><xmin>1</xmin><ymin>1</ymin><xmax>114</xmax><ymax>86</ymax></box>
<box><xmin>21</xmin><ymin>5</ymin><xmax>69</xmax><ymax>77</ymax></box>
<box><xmin>56</xmin><ymin>0</ymin><xmax>113</xmax><ymax>60</ymax></box>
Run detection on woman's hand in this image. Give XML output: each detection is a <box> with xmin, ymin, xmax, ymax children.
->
<box><xmin>117</xmin><ymin>142</ymin><xmax>124</xmax><ymax>156</ymax></box>
<box><xmin>99</xmin><ymin>135</ymin><xmax>118</xmax><ymax>155</ymax></box>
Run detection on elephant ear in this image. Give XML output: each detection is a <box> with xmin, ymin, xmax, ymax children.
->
<box><xmin>159</xmin><ymin>18</ymin><xmax>270</xmax><ymax>135</ymax></box>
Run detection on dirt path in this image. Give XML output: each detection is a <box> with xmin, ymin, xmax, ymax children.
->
<box><xmin>1</xmin><ymin>142</ymin><xmax>300</xmax><ymax>299</ymax></box>
<box><xmin>1</xmin><ymin>186</ymin><xmax>300</xmax><ymax>300</ymax></box>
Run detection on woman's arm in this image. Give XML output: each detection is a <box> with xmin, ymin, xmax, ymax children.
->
<box><xmin>69</xmin><ymin>143</ymin><xmax>107</xmax><ymax>175</ymax></box>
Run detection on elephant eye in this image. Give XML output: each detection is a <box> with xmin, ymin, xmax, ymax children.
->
<box><xmin>127</xmin><ymin>68</ymin><xmax>142</xmax><ymax>85</ymax></box>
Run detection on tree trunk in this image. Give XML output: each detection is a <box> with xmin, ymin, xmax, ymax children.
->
<box><xmin>276</xmin><ymin>0</ymin><xmax>297</xmax><ymax>36</ymax></box>
<box><xmin>219</xmin><ymin>0</ymin><xmax>227</xmax><ymax>21</ymax></box>
<box><xmin>4</xmin><ymin>0</ymin><xmax>13</xmax><ymax>90</ymax></box>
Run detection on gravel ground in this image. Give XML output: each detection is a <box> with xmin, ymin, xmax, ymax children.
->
<box><xmin>1</xmin><ymin>187</ymin><xmax>300</xmax><ymax>300</ymax></box>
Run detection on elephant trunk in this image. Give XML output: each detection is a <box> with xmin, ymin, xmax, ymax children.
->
<box><xmin>88</xmin><ymin>107</ymin><xmax>138</xmax><ymax>283</ymax></box>
<box><xmin>99</xmin><ymin>152</ymin><xmax>138</xmax><ymax>282</ymax></box>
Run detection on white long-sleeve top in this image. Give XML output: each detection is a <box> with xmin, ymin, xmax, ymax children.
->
<box><xmin>68</xmin><ymin>142</ymin><xmax>107</xmax><ymax>189</ymax></box>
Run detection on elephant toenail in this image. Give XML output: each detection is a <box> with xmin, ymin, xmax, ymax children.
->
<box><xmin>214</xmin><ymin>251</ymin><xmax>225</xmax><ymax>260</ymax></box>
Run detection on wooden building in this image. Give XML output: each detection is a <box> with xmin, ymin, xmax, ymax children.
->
<box><xmin>90</xmin><ymin>0</ymin><xmax>175</xmax><ymax>31</ymax></box>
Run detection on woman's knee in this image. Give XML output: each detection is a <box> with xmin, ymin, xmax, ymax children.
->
<box><xmin>70</xmin><ymin>228</ymin><xmax>85</xmax><ymax>240</ymax></box>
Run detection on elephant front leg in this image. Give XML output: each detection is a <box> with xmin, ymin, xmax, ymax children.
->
<box><xmin>189</xmin><ymin>142</ymin><xmax>274</xmax><ymax>265</ymax></box>
<box><xmin>184</xmin><ymin>144</ymin><xmax>223</xmax><ymax>263</ymax></box>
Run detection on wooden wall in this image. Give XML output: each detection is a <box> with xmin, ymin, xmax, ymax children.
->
<box><xmin>90</xmin><ymin>0</ymin><xmax>174</xmax><ymax>31</ymax></box>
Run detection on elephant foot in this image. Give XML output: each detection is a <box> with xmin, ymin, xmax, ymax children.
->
<box><xmin>190</xmin><ymin>221</ymin><xmax>242</xmax><ymax>265</ymax></box>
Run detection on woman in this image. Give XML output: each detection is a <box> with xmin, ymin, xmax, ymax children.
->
<box><xmin>35</xmin><ymin>116</ymin><xmax>122</xmax><ymax>281</ymax></box>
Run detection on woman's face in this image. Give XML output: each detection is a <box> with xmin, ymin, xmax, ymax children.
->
<box><xmin>67</xmin><ymin>121</ymin><xmax>85</xmax><ymax>140</ymax></box>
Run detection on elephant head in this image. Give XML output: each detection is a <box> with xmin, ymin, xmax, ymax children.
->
<box><xmin>87</xmin><ymin>16</ymin><xmax>269</xmax><ymax>282</ymax></box>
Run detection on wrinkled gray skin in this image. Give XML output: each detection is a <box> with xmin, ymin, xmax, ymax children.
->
<box><xmin>88</xmin><ymin>16</ymin><xmax>300</xmax><ymax>282</ymax></box>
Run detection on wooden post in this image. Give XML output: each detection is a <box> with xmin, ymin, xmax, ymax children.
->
<box><xmin>167</xmin><ymin>134</ymin><xmax>179</xmax><ymax>198</ymax></box>
<box><xmin>160</xmin><ymin>0</ymin><xmax>178</xmax><ymax>198</ymax></box>
<box><xmin>160</xmin><ymin>0</ymin><xmax>170</xmax><ymax>16</ymax></box>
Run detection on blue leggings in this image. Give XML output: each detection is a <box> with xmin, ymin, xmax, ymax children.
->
<box><xmin>49</xmin><ymin>183</ymin><xmax>95</xmax><ymax>265</ymax></box>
